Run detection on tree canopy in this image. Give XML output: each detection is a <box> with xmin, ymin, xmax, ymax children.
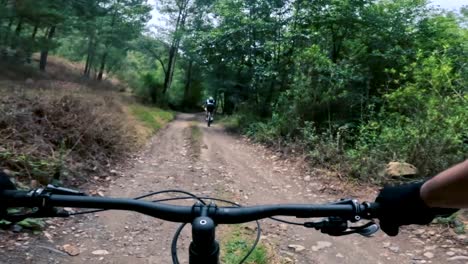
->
<box><xmin>1</xmin><ymin>0</ymin><xmax>466</xmax><ymax>180</ymax></box>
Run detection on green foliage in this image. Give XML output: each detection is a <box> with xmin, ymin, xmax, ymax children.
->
<box><xmin>139</xmin><ymin>70</ymin><xmax>165</xmax><ymax>105</ymax></box>
<box><xmin>300</xmin><ymin>122</ymin><xmax>349</xmax><ymax>169</ymax></box>
<box><xmin>167</xmin><ymin>67</ymin><xmax>186</xmax><ymax>107</ymax></box>
<box><xmin>186</xmin><ymin>0</ymin><xmax>468</xmax><ymax>181</ymax></box>
<box><xmin>129</xmin><ymin>104</ymin><xmax>174</xmax><ymax>133</ymax></box>
<box><xmin>2</xmin><ymin>0</ymin><xmax>467</xmax><ymax>182</ymax></box>
<box><xmin>220</xmin><ymin>115</ymin><xmax>243</xmax><ymax>132</ymax></box>
<box><xmin>17</xmin><ymin>218</ymin><xmax>46</xmax><ymax>230</ymax></box>
<box><xmin>349</xmin><ymin>51</ymin><xmax>467</xmax><ymax>180</ymax></box>
<box><xmin>222</xmin><ymin>226</ymin><xmax>268</xmax><ymax>264</ymax></box>
<box><xmin>0</xmin><ymin>220</ymin><xmax>12</xmax><ymax>227</ymax></box>
<box><xmin>434</xmin><ymin>212</ymin><xmax>466</xmax><ymax>234</ymax></box>
<box><xmin>116</xmin><ymin>51</ymin><xmax>151</xmax><ymax>90</ymax></box>
<box><xmin>0</xmin><ymin>148</ymin><xmax>67</xmax><ymax>184</ymax></box>
<box><xmin>246</xmin><ymin>122</ymin><xmax>280</xmax><ymax>146</ymax></box>
<box><xmin>1</xmin><ymin>0</ymin><xmax>152</xmax><ymax>76</ymax></box>
<box><xmin>1</xmin><ymin>209</ymin><xmax>46</xmax><ymax>231</ymax></box>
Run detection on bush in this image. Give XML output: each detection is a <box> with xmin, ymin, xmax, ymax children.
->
<box><xmin>237</xmin><ymin>51</ymin><xmax>467</xmax><ymax>183</ymax></box>
<box><xmin>138</xmin><ymin>72</ymin><xmax>164</xmax><ymax>105</ymax></box>
<box><xmin>245</xmin><ymin>122</ymin><xmax>279</xmax><ymax>145</ymax></box>
<box><xmin>348</xmin><ymin>52</ymin><xmax>467</xmax><ymax>181</ymax></box>
<box><xmin>300</xmin><ymin>122</ymin><xmax>348</xmax><ymax>167</ymax></box>
<box><xmin>0</xmin><ymin>88</ymin><xmax>137</xmax><ymax>185</ymax></box>
<box><xmin>349</xmin><ymin>107</ymin><xmax>467</xmax><ymax>180</ymax></box>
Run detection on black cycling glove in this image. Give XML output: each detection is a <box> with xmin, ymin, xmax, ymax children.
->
<box><xmin>375</xmin><ymin>181</ymin><xmax>458</xmax><ymax>236</ymax></box>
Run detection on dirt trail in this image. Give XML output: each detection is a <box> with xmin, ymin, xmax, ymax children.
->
<box><xmin>1</xmin><ymin>113</ymin><xmax>466</xmax><ymax>264</ymax></box>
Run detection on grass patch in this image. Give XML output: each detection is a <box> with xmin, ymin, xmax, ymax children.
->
<box><xmin>129</xmin><ymin>104</ymin><xmax>174</xmax><ymax>134</ymax></box>
<box><xmin>190</xmin><ymin>123</ymin><xmax>202</xmax><ymax>142</ymax></box>
<box><xmin>189</xmin><ymin>123</ymin><xmax>202</xmax><ymax>158</ymax></box>
<box><xmin>219</xmin><ymin>115</ymin><xmax>242</xmax><ymax>132</ymax></box>
<box><xmin>221</xmin><ymin>225</ymin><xmax>271</xmax><ymax>264</ymax></box>
<box><xmin>434</xmin><ymin>211</ymin><xmax>466</xmax><ymax>234</ymax></box>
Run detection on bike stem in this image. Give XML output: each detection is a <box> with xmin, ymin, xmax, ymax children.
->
<box><xmin>189</xmin><ymin>216</ymin><xmax>219</xmax><ymax>264</ymax></box>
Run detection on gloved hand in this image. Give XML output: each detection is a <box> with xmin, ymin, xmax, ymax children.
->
<box><xmin>375</xmin><ymin>181</ymin><xmax>458</xmax><ymax>236</ymax></box>
<box><xmin>0</xmin><ymin>171</ymin><xmax>16</xmax><ymax>190</ymax></box>
<box><xmin>0</xmin><ymin>171</ymin><xmax>16</xmax><ymax>221</ymax></box>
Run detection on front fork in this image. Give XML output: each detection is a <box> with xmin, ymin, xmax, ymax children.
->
<box><xmin>189</xmin><ymin>216</ymin><xmax>220</xmax><ymax>264</ymax></box>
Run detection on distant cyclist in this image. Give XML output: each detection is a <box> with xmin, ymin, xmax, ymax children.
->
<box><xmin>204</xmin><ymin>96</ymin><xmax>216</xmax><ymax>121</ymax></box>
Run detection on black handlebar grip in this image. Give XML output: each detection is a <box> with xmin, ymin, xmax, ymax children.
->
<box><xmin>366</xmin><ymin>202</ymin><xmax>381</xmax><ymax>218</ymax></box>
<box><xmin>0</xmin><ymin>171</ymin><xmax>17</xmax><ymax>220</ymax></box>
<box><xmin>0</xmin><ymin>171</ymin><xmax>16</xmax><ymax>191</ymax></box>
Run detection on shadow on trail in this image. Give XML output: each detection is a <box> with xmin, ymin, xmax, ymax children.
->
<box><xmin>176</xmin><ymin>112</ymin><xmax>226</xmax><ymax>135</ymax></box>
<box><xmin>175</xmin><ymin>112</ymin><xmax>204</xmax><ymax>122</ymax></box>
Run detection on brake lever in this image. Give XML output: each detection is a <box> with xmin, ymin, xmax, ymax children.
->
<box><xmin>1</xmin><ymin>185</ymin><xmax>82</xmax><ymax>223</ymax></box>
<box><xmin>304</xmin><ymin>218</ymin><xmax>379</xmax><ymax>237</ymax></box>
<box><xmin>354</xmin><ymin>222</ymin><xmax>379</xmax><ymax>237</ymax></box>
<box><xmin>304</xmin><ymin>217</ymin><xmax>348</xmax><ymax>236</ymax></box>
<box><xmin>345</xmin><ymin>221</ymin><xmax>380</xmax><ymax>237</ymax></box>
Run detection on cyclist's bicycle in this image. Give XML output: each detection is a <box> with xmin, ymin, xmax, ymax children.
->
<box><xmin>0</xmin><ymin>183</ymin><xmax>382</xmax><ymax>264</ymax></box>
<box><xmin>207</xmin><ymin>111</ymin><xmax>213</xmax><ymax>127</ymax></box>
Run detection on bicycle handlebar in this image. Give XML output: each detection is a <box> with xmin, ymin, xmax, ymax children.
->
<box><xmin>0</xmin><ymin>189</ymin><xmax>380</xmax><ymax>224</ymax></box>
<box><xmin>214</xmin><ymin>203</ymin><xmax>377</xmax><ymax>223</ymax></box>
<box><xmin>0</xmin><ymin>186</ymin><xmax>382</xmax><ymax>264</ymax></box>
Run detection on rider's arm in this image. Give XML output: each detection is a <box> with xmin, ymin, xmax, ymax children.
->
<box><xmin>420</xmin><ymin>159</ymin><xmax>468</xmax><ymax>208</ymax></box>
<box><xmin>375</xmin><ymin>160</ymin><xmax>465</xmax><ymax>236</ymax></box>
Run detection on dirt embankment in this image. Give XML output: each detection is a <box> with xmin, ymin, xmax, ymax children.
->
<box><xmin>0</xmin><ymin>56</ymin><xmax>173</xmax><ymax>188</ymax></box>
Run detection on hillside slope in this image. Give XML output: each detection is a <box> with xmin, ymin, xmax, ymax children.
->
<box><xmin>0</xmin><ymin>57</ymin><xmax>172</xmax><ymax>187</ymax></box>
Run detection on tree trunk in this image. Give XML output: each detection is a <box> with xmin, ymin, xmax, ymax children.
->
<box><xmin>39</xmin><ymin>26</ymin><xmax>56</xmax><ymax>71</ymax></box>
<box><xmin>97</xmin><ymin>3</ymin><xmax>118</xmax><ymax>81</ymax></box>
<box><xmin>10</xmin><ymin>18</ymin><xmax>23</xmax><ymax>49</ymax></box>
<box><xmin>84</xmin><ymin>51</ymin><xmax>91</xmax><ymax>76</ymax></box>
<box><xmin>24</xmin><ymin>23</ymin><xmax>39</xmax><ymax>64</ymax></box>
<box><xmin>14</xmin><ymin>18</ymin><xmax>23</xmax><ymax>36</ymax></box>
<box><xmin>31</xmin><ymin>23</ymin><xmax>39</xmax><ymax>39</ymax></box>
<box><xmin>86</xmin><ymin>39</ymin><xmax>97</xmax><ymax>77</ymax></box>
<box><xmin>84</xmin><ymin>32</ymin><xmax>95</xmax><ymax>77</ymax></box>
<box><xmin>97</xmin><ymin>51</ymin><xmax>107</xmax><ymax>80</ymax></box>
<box><xmin>223</xmin><ymin>90</ymin><xmax>235</xmax><ymax>115</ymax></box>
<box><xmin>163</xmin><ymin>46</ymin><xmax>176</xmax><ymax>94</ymax></box>
<box><xmin>2</xmin><ymin>18</ymin><xmax>14</xmax><ymax>44</ymax></box>
<box><xmin>262</xmin><ymin>25</ymin><xmax>282</xmax><ymax>117</ymax></box>
<box><xmin>87</xmin><ymin>46</ymin><xmax>95</xmax><ymax>77</ymax></box>
<box><xmin>220</xmin><ymin>92</ymin><xmax>225</xmax><ymax>114</ymax></box>
<box><xmin>330</xmin><ymin>25</ymin><xmax>342</xmax><ymax>63</ymax></box>
<box><xmin>263</xmin><ymin>79</ymin><xmax>275</xmax><ymax>117</ymax></box>
<box><xmin>163</xmin><ymin>0</ymin><xmax>189</xmax><ymax>94</ymax></box>
<box><xmin>167</xmin><ymin>45</ymin><xmax>179</xmax><ymax>88</ymax></box>
<box><xmin>183</xmin><ymin>60</ymin><xmax>193</xmax><ymax>106</ymax></box>
<box><xmin>0</xmin><ymin>16</ymin><xmax>9</xmax><ymax>41</ymax></box>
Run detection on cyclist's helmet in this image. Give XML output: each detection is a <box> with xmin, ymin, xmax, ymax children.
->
<box><xmin>208</xmin><ymin>97</ymin><xmax>215</xmax><ymax>104</ymax></box>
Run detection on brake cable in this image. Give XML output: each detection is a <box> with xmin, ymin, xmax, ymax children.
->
<box><xmin>5</xmin><ymin>186</ymin><xmax>261</xmax><ymax>264</ymax></box>
<box><xmin>70</xmin><ymin>189</ymin><xmax>207</xmax><ymax>216</ymax></box>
